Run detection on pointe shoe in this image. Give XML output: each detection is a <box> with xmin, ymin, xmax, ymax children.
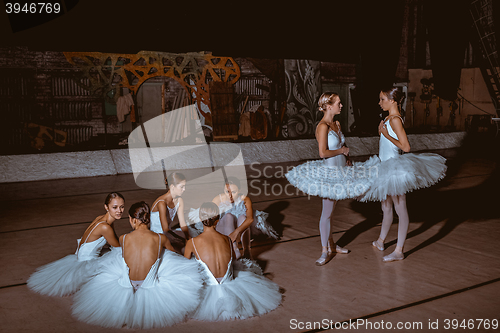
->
<box><xmin>382</xmin><ymin>251</ymin><xmax>404</xmax><ymax>262</ymax></box>
<box><xmin>315</xmin><ymin>251</ymin><xmax>334</xmax><ymax>266</ymax></box>
<box><xmin>372</xmin><ymin>240</ymin><xmax>384</xmax><ymax>251</ymax></box>
<box><xmin>334</xmin><ymin>245</ymin><xmax>349</xmax><ymax>254</ymax></box>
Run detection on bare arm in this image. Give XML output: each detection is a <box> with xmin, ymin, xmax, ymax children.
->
<box><xmin>161</xmin><ymin>234</ymin><xmax>175</xmax><ymax>252</ymax></box>
<box><xmin>380</xmin><ymin>118</ymin><xmax>411</xmax><ymax>152</ymax></box>
<box><xmin>228</xmin><ymin>196</ymin><xmax>253</xmax><ymax>243</ymax></box>
<box><xmin>156</xmin><ymin>201</ymin><xmax>170</xmax><ymax>233</ymax></box>
<box><xmin>100</xmin><ymin>224</ymin><xmax>120</xmax><ymax>247</ymax></box>
<box><xmin>176</xmin><ymin>198</ymin><xmax>190</xmax><ymax>240</ymax></box>
<box><xmin>184</xmin><ymin>238</ymin><xmax>194</xmax><ymax>259</ymax></box>
<box><xmin>316</xmin><ymin>122</ymin><xmax>349</xmax><ymax>158</ymax></box>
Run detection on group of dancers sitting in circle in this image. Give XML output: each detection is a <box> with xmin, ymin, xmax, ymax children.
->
<box><xmin>27</xmin><ymin>175</ymin><xmax>282</xmax><ymax>329</ymax></box>
<box><xmin>27</xmin><ymin>86</ymin><xmax>448</xmax><ymax>328</ymax></box>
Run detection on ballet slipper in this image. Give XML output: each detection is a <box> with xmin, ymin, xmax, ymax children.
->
<box><xmin>335</xmin><ymin>245</ymin><xmax>349</xmax><ymax>254</ymax></box>
<box><xmin>372</xmin><ymin>240</ymin><xmax>384</xmax><ymax>251</ymax></box>
<box><xmin>382</xmin><ymin>251</ymin><xmax>404</xmax><ymax>262</ymax></box>
<box><xmin>315</xmin><ymin>251</ymin><xmax>334</xmax><ymax>266</ymax></box>
<box><xmin>328</xmin><ymin>241</ymin><xmax>349</xmax><ymax>254</ymax></box>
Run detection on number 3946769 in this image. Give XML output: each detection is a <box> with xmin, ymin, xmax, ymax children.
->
<box><xmin>5</xmin><ymin>3</ymin><xmax>61</xmax><ymax>14</ymax></box>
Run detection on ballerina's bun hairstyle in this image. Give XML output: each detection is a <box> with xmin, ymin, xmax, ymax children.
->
<box><xmin>128</xmin><ymin>201</ymin><xmax>151</xmax><ymax>225</ymax></box>
<box><xmin>199</xmin><ymin>202</ymin><xmax>220</xmax><ymax>227</ymax></box>
<box><xmin>318</xmin><ymin>92</ymin><xmax>339</xmax><ymax>112</ymax></box>
<box><xmin>225</xmin><ymin>176</ymin><xmax>241</xmax><ymax>189</ymax></box>
<box><xmin>104</xmin><ymin>192</ymin><xmax>125</xmax><ymax>206</ymax></box>
<box><xmin>166</xmin><ymin>172</ymin><xmax>186</xmax><ymax>188</ymax></box>
<box><xmin>381</xmin><ymin>86</ymin><xmax>405</xmax><ymax>106</ymax></box>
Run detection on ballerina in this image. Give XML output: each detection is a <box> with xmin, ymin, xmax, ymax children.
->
<box><xmin>150</xmin><ymin>172</ymin><xmax>189</xmax><ymax>253</ymax></box>
<box><xmin>214</xmin><ymin>176</ymin><xmax>279</xmax><ymax>258</ymax></box>
<box><xmin>286</xmin><ymin>92</ymin><xmax>354</xmax><ymax>265</ymax></box>
<box><xmin>72</xmin><ymin>201</ymin><xmax>203</xmax><ymax>329</ymax></box>
<box><xmin>366</xmin><ymin>87</ymin><xmax>447</xmax><ymax>262</ymax></box>
<box><xmin>27</xmin><ymin>192</ymin><xmax>124</xmax><ymax>296</ymax></box>
<box><xmin>184</xmin><ymin>202</ymin><xmax>281</xmax><ymax>321</ymax></box>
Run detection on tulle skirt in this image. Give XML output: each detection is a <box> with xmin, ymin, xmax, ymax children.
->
<box><xmin>27</xmin><ymin>254</ymin><xmax>100</xmax><ymax>297</ymax></box>
<box><xmin>191</xmin><ymin>259</ymin><xmax>281</xmax><ymax>321</ymax></box>
<box><xmin>285</xmin><ymin>158</ymin><xmax>377</xmax><ymax>200</ymax></box>
<box><xmin>188</xmin><ymin>208</ymin><xmax>279</xmax><ymax>239</ymax></box>
<box><xmin>359</xmin><ymin>153</ymin><xmax>447</xmax><ymax>202</ymax></box>
<box><xmin>285</xmin><ymin>153</ymin><xmax>447</xmax><ymax>202</ymax></box>
<box><xmin>72</xmin><ymin>248</ymin><xmax>204</xmax><ymax>329</ymax></box>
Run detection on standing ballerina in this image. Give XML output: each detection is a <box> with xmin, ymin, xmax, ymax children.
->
<box><xmin>150</xmin><ymin>172</ymin><xmax>188</xmax><ymax>253</ymax></box>
<box><xmin>72</xmin><ymin>201</ymin><xmax>203</xmax><ymax>329</ymax></box>
<box><xmin>27</xmin><ymin>192</ymin><xmax>124</xmax><ymax>296</ymax></box>
<box><xmin>365</xmin><ymin>87</ymin><xmax>447</xmax><ymax>262</ymax></box>
<box><xmin>287</xmin><ymin>93</ymin><xmax>358</xmax><ymax>266</ymax></box>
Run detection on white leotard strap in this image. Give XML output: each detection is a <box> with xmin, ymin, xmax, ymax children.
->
<box><xmin>122</xmin><ymin>234</ymin><xmax>127</xmax><ymax>258</ymax></box>
<box><xmin>151</xmin><ymin>199</ymin><xmax>164</xmax><ymax>211</ymax></box>
<box><xmin>157</xmin><ymin>233</ymin><xmax>161</xmax><ymax>259</ymax></box>
<box><xmin>386</xmin><ymin>115</ymin><xmax>404</xmax><ymax>124</ymax></box>
<box><xmin>76</xmin><ymin>221</ymin><xmax>105</xmax><ymax>255</ymax></box>
<box><xmin>192</xmin><ymin>238</ymin><xmax>200</xmax><ymax>259</ymax></box>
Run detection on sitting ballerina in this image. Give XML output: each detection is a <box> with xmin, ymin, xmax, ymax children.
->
<box><xmin>27</xmin><ymin>192</ymin><xmax>124</xmax><ymax>296</ymax></box>
<box><xmin>365</xmin><ymin>87</ymin><xmax>447</xmax><ymax>261</ymax></box>
<box><xmin>72</xmin><ymin>201</ymin><xmax>203</xmax><ymax>329</ymax></box>
<box><xmin>150</xmin><ymin>172</ymin><xmax>189</xmax><ymax>253</ymax></box>
<box><xmin>184</xmin><ymin>202</ymin><xmax>281</xmax><ymax>321</ymax></box>
<box><xmin>286</xmin><ymin>93</ymin><xmax>358</xmax><ymax>265</ymax></box>
<box><xmin>198</xmin><ymin>176</ymin><xmax>278</xmax><ymax>259</ymax></box>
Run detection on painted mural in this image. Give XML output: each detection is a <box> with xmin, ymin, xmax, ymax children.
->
<box><xmin>283</xmin><ymin>60</ymin><xmax>322</xmax><ymax>138</ymax></box>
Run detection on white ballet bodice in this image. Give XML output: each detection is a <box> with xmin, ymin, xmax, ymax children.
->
<box><xmin>325</xmin><ymin>129</ymin><xmax>346</xmax><ymax>167</ymax></box>
<box><xmin>150</xmin><ymin>200</ymin><xmax>179</xmax><ymax>234</ymax></box>
<box><xmin>379</xmin><ymin>118</ymin><xmax>402</xmax><ymax>162</ymax></box>
<box><xmin>192</xmin><ymin>237</ymin><xmax>233</xmax><ymax>285</ymax></box>
<box><xmin>118</xmin><ymin>233</ymin><xmax>162</xmax><ymax>290</ymax></box>
<box><xmin>76</xmin><ymin>222</ymin><xmax>107</xmax><ymax>261</ymax></box>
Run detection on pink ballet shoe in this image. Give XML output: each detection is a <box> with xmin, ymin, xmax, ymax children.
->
<box><xmin>334</xmin><ymin>245</ymin><xmax>349</xmax><ymax>254</ymax></box>
<box><xmin>372</xmin><ymin>240</ymin><xmax>384</xmax><ymax>251</ymax></box>
<box><xmin>315</xmin><ymin>251</ymin><xmax>334</xmax><ymax>266</ymax></box>
<box><xmin>382</xmin><ymin>251</ymin><xmax>404</xmax><ymax>262</ymax></box>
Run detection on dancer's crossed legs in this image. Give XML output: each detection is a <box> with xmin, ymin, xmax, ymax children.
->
<box><xmin>216</xmin><ymin>213</ymin><xmax>251</xmax><ymax>259</ymax></box>
<box><xmin>373</xmin><ymin>194</ymin><xmax>409</xmax><ymax>261</ymax></box>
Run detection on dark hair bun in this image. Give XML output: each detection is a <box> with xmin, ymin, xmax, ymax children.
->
<box><xmin>128</xmin><ymin>201</ymin><xmax>150</xmax><ymax>225</ymax></box>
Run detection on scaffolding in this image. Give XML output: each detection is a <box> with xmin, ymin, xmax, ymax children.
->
<box><xmin>470</xmin><ymin>0</ymin><xmax>500</xmax><ymax>116</ymax></box>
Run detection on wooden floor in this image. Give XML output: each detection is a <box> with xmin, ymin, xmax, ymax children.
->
<box><xmin>1</xmin><ymin>135</ymin><xmax>499</xmax><ymax>333</ymax></box>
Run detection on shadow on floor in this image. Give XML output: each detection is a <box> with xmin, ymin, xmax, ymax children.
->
<box><xmin>338</xmin><ymin>133</ymin><xmax>500</xmax><ymax>256</ymax></box>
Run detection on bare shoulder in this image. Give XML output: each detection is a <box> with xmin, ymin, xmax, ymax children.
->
<box><xmin>389</xmin><ymin>115</ymin><xmax>403</xmax><ymax>126</ymax></box>
<box><xmin>212</xmin><ymin>194</ymin><xmax>222</xmax><ymax>204</ymax></box>
<box><xmin>316</xmin><ymin>121</ymin><xmax>329</xmax><ymax>132</ymax></box>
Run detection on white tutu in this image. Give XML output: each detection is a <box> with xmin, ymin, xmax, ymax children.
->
<box><xmin>359</xmin><ymin>152</ymin><xmax>447</xmax><ymax>201</ymax></box>
<box><xmin>72</xmin><ymin>247</ymin><xmax>204</xmax><ymax>329</ymax></box>
<box><xmin>285</xmin><ymin>159</ymin><xmax>377</xmax><ymax>200</ymax></box>
<box><xmin>188</xmin><ymin>206</ymin><xmax>279</xmax><ymax>239</ymax></box>
<box><xmin>27</xmin><ymin>236</ymin><xmax>108</xmax><ymax>297</ymax></box>
<box><xmin>192</xmin><ymin>258</ymin><xmax>281</xmax><ymax>321</ymax></box>
<box><xmin>27</xmin><ymin>254</ymin><xmax>101</xmax><ymax>297</ymax></box>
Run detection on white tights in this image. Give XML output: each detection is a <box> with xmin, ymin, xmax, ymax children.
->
<box><xmin>378</xmin><ymin>195</ymin><xmax>409</xmax><ymax>249</ymax></box>
<box><xmin>319</xmin><ymin>198</ymin><xmax>337</xmax><ymax>248</ymax></box>
<box><xmin>215</xmin><ymin>213</ymin><xmax>251</xmax><ymax>259</ymax></box>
